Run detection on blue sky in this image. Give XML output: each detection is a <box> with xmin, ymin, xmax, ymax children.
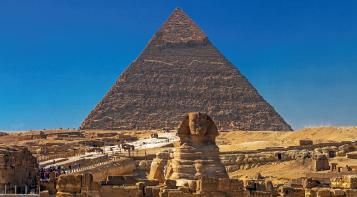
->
<box><xmin>0</xmin><ymin>0</ymin><xmax>356</xmax><ymax>131</ymax></box>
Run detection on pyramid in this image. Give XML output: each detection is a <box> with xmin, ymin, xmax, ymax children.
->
<box><xmin>79</xmin><ymin>8</ymin><xmax>293</xmax><ymax>131</ymax></box>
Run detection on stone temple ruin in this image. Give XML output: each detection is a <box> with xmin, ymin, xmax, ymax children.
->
<box><xmin>79</xmin><ymin>7</ymin><xmax>292</xmax><ymax>131</ymax></box>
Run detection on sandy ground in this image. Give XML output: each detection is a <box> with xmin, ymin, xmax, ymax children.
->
<box><xmin>217</xmin><ymin>126</ymin><xmax>357</xmax><ymax>151</ymax></box>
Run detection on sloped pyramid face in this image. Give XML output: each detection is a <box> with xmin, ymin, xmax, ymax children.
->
<box><xmin>79</xmin><ymin>8</ymin><xmax>293</xmax><ymax>131</ymax></box>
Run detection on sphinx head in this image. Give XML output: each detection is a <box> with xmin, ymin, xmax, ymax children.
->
<box><xmin>177</xmin><ymin>112</ymin><xmax>218</xmax><ymax>145</ymax></box>
<box><xmin>187</xmin><ymin>112</ymin><xmax>210</xmax><ymax>136</ymax></box>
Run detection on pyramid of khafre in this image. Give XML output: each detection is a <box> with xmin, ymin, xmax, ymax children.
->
<box><xmin>79</xmin><ymin>8</ymin><xmax>293</xmax><ymax>131</ymax></box>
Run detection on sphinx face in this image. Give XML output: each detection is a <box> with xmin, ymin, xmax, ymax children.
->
<box><xmin>187</xmin><ymin>113</ymin><xmax>210</xmax><ymax>136</ymax></box>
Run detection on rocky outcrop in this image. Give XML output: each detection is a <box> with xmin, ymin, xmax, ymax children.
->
<box><xmin>148</xmin><ymin>151</ymin><xmax>169</xmax><ymax>182</ymax></box>
<box><xmin>79</xmin><ymin>8</ymin><xmax>292</xmax><ymax>132</ymax></box>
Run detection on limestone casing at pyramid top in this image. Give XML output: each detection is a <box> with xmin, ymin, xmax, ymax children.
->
<box><xmin>147</xmin><ymin>8</ymin><xmax>209</xmax><ymax>46</ymax></box>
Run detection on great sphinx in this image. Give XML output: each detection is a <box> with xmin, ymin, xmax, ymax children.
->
<box><xmin>164</xmin><ymin>112</ymin><xmax>228</xmax><ymax>180</ymax></box>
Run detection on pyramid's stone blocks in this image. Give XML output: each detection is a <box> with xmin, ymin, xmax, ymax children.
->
<box><xmin>79</xmin><ymin>7</ymin><xmax>292</xmax><ymax>132</ymax></box>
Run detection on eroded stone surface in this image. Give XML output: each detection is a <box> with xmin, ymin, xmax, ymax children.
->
<box><xmin>165</xmin><ymin>113</ymin><xmax>228</xmax><ymax>180</ymax></box>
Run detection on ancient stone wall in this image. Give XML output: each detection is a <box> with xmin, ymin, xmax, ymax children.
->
<box><xmin>0</xmin><ymin>147</ymin><xmax>38</xmax><ymax>193</ymax></box>
<box><xmin>74</xmin><ymin>158</ymin><xmax>136</xmax><ymax>182</ymax></box>
<box><xmin>221</xmin><ymin>141</ymin><xmax>357</xmax><ymax>172</ymax></box>
<box><xmin>54</xmin><ymin>172</ymin><xmax>357</xmax><ymax>197</ymax></box>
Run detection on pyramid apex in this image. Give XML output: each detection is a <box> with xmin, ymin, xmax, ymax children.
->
<box><xmin>150</xmin><ymin>8</ymin><xmax>208</xmax><ymax>46</ymax></box>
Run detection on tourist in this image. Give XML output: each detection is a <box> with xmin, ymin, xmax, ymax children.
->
<box><xmin>53</xmin><ymin>159</ymin><xmax>55</xmax><ymax>164</ymax></box>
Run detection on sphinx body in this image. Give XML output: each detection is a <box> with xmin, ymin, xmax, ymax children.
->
<box><xmin>165</xmin><ymin>112</ymin><xmax>228</xmax><ymax>180</ymax></box>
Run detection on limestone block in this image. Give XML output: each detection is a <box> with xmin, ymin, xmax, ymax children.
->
<box><xmin>278</xmin><ymin>186</ymin><xmax>305</xmax><ymax>197</ymax></box>
<box><xmin>126</xmin><ymin>186</ymin><xmax>142</xmax><ymax>196</ymax></box>
<box><xmin>75</xmin><ymin>193</ymin><xmax>87</xmax><ymax>197</ymax></box>
<box><xmin>167</xmin><ymin>191</ymin><xmax>184</xmax><ymax>197</ymax></box>
<box><xmin>111</xmin><ymin>186</ymin><xmax>125</xmax><ymax>195</ymax></box>
<box><xmin>305</xmin><ymin>189</ymin><xmax>316</xmax><ymax>197</ymax></box>
<box><xmin>243</xmin><ymin>190</ymin><xmax>251</xmax><ymax>197</ymax></box>
<box><xmin>148</xmin><ymin>158</ymin><xmax>165</xmax><ymax>182</ymax></box>
<box><xmin>250</xmin><ymin>191</ymin><xmax>272</xmax><ymax>197</ymax></box>
<box><xmin>188</xmin><ymin>180</ymin><xmax>197</xmax><ymax>192</ymax></box>
<box><xmin>229</xmin><ymin>179</ymin><xmax>244</xmax><ymax>191</ymax></box>
<box><xmin>144</xmin><ymin>186</ymin><xmax>153</xmax><ymax>197</ymax></box>
<box><xmin>164</xmin><ymin>179</ymin><xmax>176</xmax><ymax>189</ymax></box>
<box><xmin>152</xmin><ymin>186</ymin><xmax>162</xmax><ymax>197</ymax></box>
<box><xmin>330</xmin><ymin>189</ymin><xmax>344</xmax><ymax>197</ymax></box>
<box><xmin>198</xmin><ymin>191</ymin><xmax>225</xmax><ymax>197</ymax></box>
<box><xmin>316</xmin><ymin>189</ymin><xmax>331</xmax><ymax>197</ymax></box>
<box><xmin>136</xmin><ymin>179</ymin><xmax>160</xmax><ymax>186</ymax></box>
<box><xmin>218</xmin><ymin>178</ymin><xmax>230</xmax><ymax>191</ymax></box>
<box><xmin>91</xmin><ymin>182</ymin><xmax>100</xmax><ymax>190</ymax></box>
<box><xmin>57</xmin><ymin>174</ymin><xmax>82</xmax><ymax>193</ymax></box>
<box><xmin>344</xmin><ymin>189</ymin><xmax>357</xmax><ymax>197</ymax></box>
<box><xmin>138</xmin><ymin>160</ymin><xmax>152</xmax><ymax>171</ymax></box>
<box><xmin>100</xmin><ymin>186</ymin><xmax>113</xmax><ymax>194</ymax></box>
<box><xmin>197</xmin><ymin>177</ymin><xmax>218</xmax><ymax>192</ymax></box>
<box><xmin>81</xmin><ymin>173</ymin><xmax>93</xmax><ymax>188</ymax></box>
<box><xmin>331</xmin><ymin>176</ymin><xmax>357</xmax><ymax>189</ymax></box>
<box><xmin>312</xmin><ymin>154</ymin><xmax>329</xmax><ymax>171</ymax></box>
<box><xmin>56</xmin><ymin>192</ymin><xmax>76</xmax><ymax>197</ymax></box>
<box><xmin>160</xmin><ymin>189</ymin><xmax>179</xmax><ymax>197</ymax></box>
<box><xmin>224</xmin><ymin>191</ymin><xmax>243</xmax><ymax>197</ymax></box>
<box><xmin>256</xmin><ymin>181</ymin><xmax>266</xmax><ymax>191</ymax></box>
<box><xmin>178</xmin><ymin>186</ymin><xmax>190</xmax><ymax>193</ymax></box>
<box><xmin>40</xmin><ymin>190</ymin><xmax>50</xmax><ymax>197</ymax></box>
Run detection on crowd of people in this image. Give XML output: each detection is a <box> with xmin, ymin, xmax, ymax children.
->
<box><xmin>39</xmin><ymin>161</ymin><xmax>81</xmax><ymax>180</ymax></box>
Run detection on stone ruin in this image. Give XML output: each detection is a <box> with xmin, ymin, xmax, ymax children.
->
<box><xmin>0</xmin><ymin>146</ymin><xmax>38</xmax><ymax>194</ymax></box>
<box><xmin>48</xmin><ymin>114</ymin><xmax>357</xmax><ymax>197</ymax></box>
<box><xmin>79</xmin><ymin>7</ymin><xmax>292</xmax><ymax>131</ymax></box>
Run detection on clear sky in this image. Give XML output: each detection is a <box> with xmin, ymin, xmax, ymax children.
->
<box><xmin>1</xmin><ymin>0</ymin><xmax>356</xmax><ymax>131</ymax></box>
